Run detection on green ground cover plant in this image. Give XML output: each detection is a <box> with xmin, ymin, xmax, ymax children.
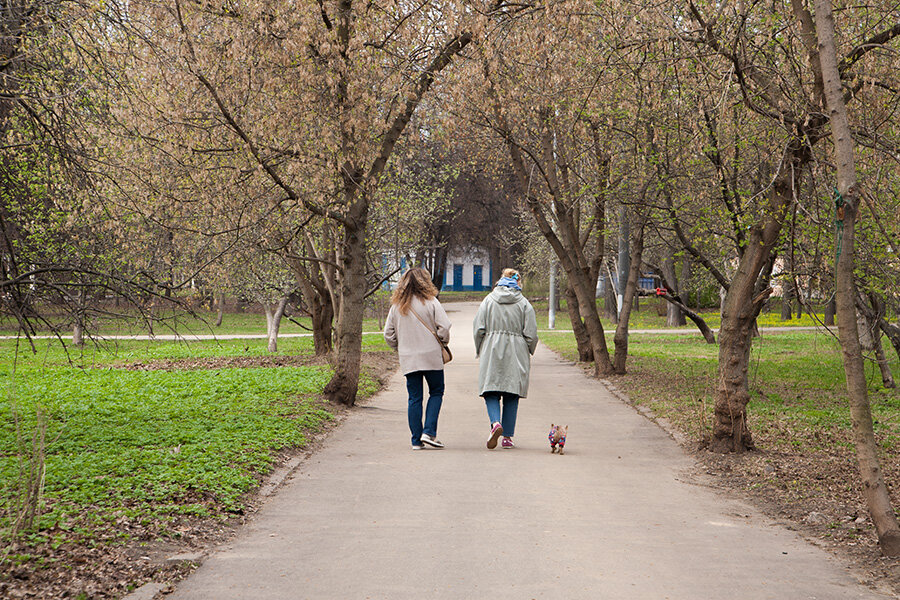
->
<box><xmin>0</xmin><ymin>335</ymin><xmax>390</xmax><ymax>562</ymax></box>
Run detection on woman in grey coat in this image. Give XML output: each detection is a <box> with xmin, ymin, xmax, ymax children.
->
<box><xmin>384</xmin><ymin>268</ymin><xmax>452</xmax><ymax>450</ymax></box>
<box><xmin>473</xmin><ymin>268</ymin><xmax>538</xmax><ymax>449</ymax></box>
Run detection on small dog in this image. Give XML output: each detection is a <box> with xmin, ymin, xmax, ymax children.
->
<box><xmin>549</xmin><ymin>424</ymin><xmax>567</xmax><ymax>455</ymax></box>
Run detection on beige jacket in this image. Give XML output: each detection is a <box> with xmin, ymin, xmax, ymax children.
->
<box><xmin>383</xmin><ymin>296</ymin><xmax>451</xmax><ymax>375</ymax></box>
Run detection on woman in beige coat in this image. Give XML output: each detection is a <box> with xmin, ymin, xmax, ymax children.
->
<box><xmin>384</xmin><ymin>268</ymin><xmax>452</xmax><ymax>450</ymax></box>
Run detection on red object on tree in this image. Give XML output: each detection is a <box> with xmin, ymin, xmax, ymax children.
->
<box><xmin>656</xmin><ymin>288</ymin><xmax>666</xmax><ymax>296</ymax></box>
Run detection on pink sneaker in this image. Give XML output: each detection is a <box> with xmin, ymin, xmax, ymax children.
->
<box><xmin>501</xmin><ymin>437</ymin><xmax>515</xmax><ymax>449</ymax></box>
<box><xmin>487</xmin><ymin>422</ymin><xmax>503</xmax><ymax>449</ymax></box>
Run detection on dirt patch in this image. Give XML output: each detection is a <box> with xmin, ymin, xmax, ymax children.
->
<box><xmin>0</xmin><ymin>351</ymin><xmax>398</xmax><ymax>599</ymax></box>
<box><xmin>118</xmin><ymin>354</ymin><xmax>332</xmax><ymax>371</ymax></box>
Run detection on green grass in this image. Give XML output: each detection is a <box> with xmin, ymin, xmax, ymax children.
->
<box><xmin>540</xmin><ymin>327</ymin><xmax>900</xmax><ymax>454</ymax></box>
<box><xmin>0</xmin><ymin>332</ymin><xmax>389</xmax><ymax>551</ymax></box>
<box><xmin>532</xmin><ymin>298</ymin><xmax>830</xmax><ymax>331</ymax></box>
<box><xmin>437</xmin><ymin>290</ymin><xmax>491</xmax><ymax>303</ymax></box>
<box><xmin>0</xmin><ymin>308</ymin><xmax>389</xmax><ymax>337</ymax></box>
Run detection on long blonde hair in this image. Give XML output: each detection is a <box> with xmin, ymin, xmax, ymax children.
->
<box><xmin>391</xmin><ymin>267</ymin><xmax>438</xmax><ymax>315</ymax></box>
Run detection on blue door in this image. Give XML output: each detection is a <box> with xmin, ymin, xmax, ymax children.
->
<box><xmin>453</xmin><ymin>264</ymin><xmax>463</xmax><ymax>291</ymax></box>
<box><xmin>473</xmin><ymin>265</ymin><xmax>483</xmax><ymax>291</ymax></box>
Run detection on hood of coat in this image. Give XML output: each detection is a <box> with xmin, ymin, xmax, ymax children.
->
<box><xmin>489</xmin><ymin>285</ymin><xmax>523</xmax><ymax>304</ymax></box>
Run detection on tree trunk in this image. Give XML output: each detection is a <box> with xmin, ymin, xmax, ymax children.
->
<box><xmin>285</xmin><ymin>242</ymin><xmax>335</xmax><ymax>357</ymax></box>
<box><xmin>712</xmin><ymin>238</ymin><xmax>780</xmax><ymax>453</ymax></box>
<box><xmin>603</xmin><ymin>267</ymin><xmax>618</xmax><ymax>323</ymax></box>
<box><xmin>879</xmin><ymin>319</ymin><xmax>900</xmax><ymax>364</ymax></box>
<box><xmin>859</xmin><ymin>294</ymin><xmax>896</xmax><ymax>389</ymax></box>
<box><xmin>311</xmin><ymin>299</ymin><xmax>335</xmax><ymax>356</ymax></box>
<box><xmin>662</xmin><ymin>252</ymin><xmax>686</xmax><ymax>326</ymax></box>
<box><xmin>660</xmin><ymin>293</ymin><xmax>717</xmax><ymax>344</ymax></box>
<box><xmin>215</xmin><ymin>291</ymin><xmax>225</xmax><ymax>327</ymax></box>
<box><xmin>648</xmin><ymin>263</ymin><xmax>715</xmax><ymax>343</ymax></box>
<box><xmin>565</xmin><ymin>285</ymin><xmax>594</xmax><ymax>362</ymax></box>
<box><xmin>72</xmin><ymin>289</ymin><xmax>85</xmax><ymax>346</ymax></box>
<box><xmin>558</xmin><ymin>256</ymin><xmax>614</xmax><ymax>375</ymax></box>
<box><xmin>815</xmin><ymin>0</ymin><xmax>900</xmax><ymax>555</ymax></box>
<box><xmin>323</xmin><ymin>202</ymin><xmax>368</xmax><ymax>406</ymax></box>
<box><xmin>432</xmin><ymin>244</ymin><xmax>448</xmax><ymax>290</ymax></box>
<box><xmin>264</xmin><ymin>297</ymin><xmax>289</xmax><ymax>353</ymax></box>
<box><xmin>710</xmin><ymin>133</ymin><xmax>805</xmax><ymax>452</ymax></box>
<box><xmin>616</xmin><ymin>204</ymin><xmax>630</xmax><ymax>316</ymax></box>
<box><xmin>613</xmin><ymin>222</ymin><xmax>644</xmax><ymax>373</ymax></box>
<box><xmin>872</xmin><ymin>327</ymin><xmax>896</xmax><ymax>389</ymax></box>
<box><xmin>825</xmin><ymin>296</ymin><xmax>836</xmax><ymax>326</ymax></box>
<box><xmin>781</xmin><ymin>281</ymin><xmax>793</xmax><ymax>320</ymax></box>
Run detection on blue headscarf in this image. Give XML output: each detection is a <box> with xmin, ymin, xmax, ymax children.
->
<box><xmin>496</xmin><ymin>275</ymin><xmax>521</xmax><ymax>291</ymax></box>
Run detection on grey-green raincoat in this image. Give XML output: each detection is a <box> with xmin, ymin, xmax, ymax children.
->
<box><xmin>473</xmin><ymin>286</ymin><xmax>539</xmax><ymax>397</ymax></box>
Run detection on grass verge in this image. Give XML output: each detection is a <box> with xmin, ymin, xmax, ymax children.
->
<box><xmin>0</xmin><ymin>335</ymin><xmax>395</xmax><ymax>598</ymax></box>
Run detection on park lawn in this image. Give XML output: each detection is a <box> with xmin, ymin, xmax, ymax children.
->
<box><xmin>0</xmin><ymin>335</ymin><xmax>391</xmax><ymax>563</ymax></box>
<box><xmin>0</xmin><ymin>308</ymin><xmax>391</xmax><ymax>337</ymax></box>
<box><xmin>540</xmin><ymin>329</ymin><xmax>900</xmax><ymax>454</ymax></box>
<box><xmin>531</xmin><ymin>297</ymin><xmax>831</xmax><ymax>331</ymax></box>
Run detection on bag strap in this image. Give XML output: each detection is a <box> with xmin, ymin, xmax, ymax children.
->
<box><xmin>409</xmin><ymin>306</ymin><xmax>445</xmax><ymax>347</ymax></box>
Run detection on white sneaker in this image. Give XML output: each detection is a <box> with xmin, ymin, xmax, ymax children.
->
<box><xmin>411</xmin><ymin>444</ymin><xmax>424</xmax><ymax>450</ymax></box>
<box><xmin>420</xmin><ymin>433</ymin><xmax>445</xmax><ymax>449</ymax></box>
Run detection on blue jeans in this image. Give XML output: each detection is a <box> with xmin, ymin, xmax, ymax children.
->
<box><xmin>406</xmin><ymin>370</ymin><xmax>444</xmax><ymax>446</ymax></box>
<box><xmin>483</xmin><ymin>392</ymin><xmax>519</xmax><ymax>437</ymax></box>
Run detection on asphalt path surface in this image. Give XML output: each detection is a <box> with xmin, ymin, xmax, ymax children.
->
<box><xmin>154</xmin><ymin>303</ymin><xmax>877</xmax><ymax>599</ymax></box>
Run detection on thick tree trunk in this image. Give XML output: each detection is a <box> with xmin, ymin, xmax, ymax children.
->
<box><xmin>613</xmin><ymin>224</ymin><xmax>644</xmax><ymax>373</ymax></box>
<box><xmin>557</xmin><ymin>257</ymin><xmax>613</xmax><ymax>375</ymax></box>
<box><xmin>816</xmin><ymin>0</ymin><xmax>900</xmax><ymax>555</ymax></box>
<box><xmin>565</xmin><ymin>285</ymin><xmax>594</xmax><ymax>362</ymax></box>
<box><xmin>323</xmin><ymin>205</ymin><xmax>368</xmax><ymax>406</ymax></box>
<box><xmin>712</xmin><ymin>234</ymin><xmax>781</xmax><ymax>453</ymax></box>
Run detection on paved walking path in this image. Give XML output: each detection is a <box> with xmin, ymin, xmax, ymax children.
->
<box><xmin>166</xmin><ymin>302</ymin><xmax>886</xmax><ymax>600</ymax></box>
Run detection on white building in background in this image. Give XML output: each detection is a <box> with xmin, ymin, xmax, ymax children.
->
<box><xmin>441</xmin><ymin>246</ymin><xmax>493</xmax><ymax>292</ymax></box>
<box><xmin>382</xmin><ymin>246</ymin><xmax>494</xmax><ymax>291</ymax></box>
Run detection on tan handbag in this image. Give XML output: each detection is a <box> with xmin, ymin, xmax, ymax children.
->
<box><xmin>410</xmin><ymin>307</ymin><xmax>452</xmax><ymax>363</ymax></box>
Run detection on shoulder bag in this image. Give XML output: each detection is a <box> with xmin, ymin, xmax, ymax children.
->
<box><xmin>410</xmin><ymin>306</ymin><xmax>453</xmax><ymax>364</ymax></box>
